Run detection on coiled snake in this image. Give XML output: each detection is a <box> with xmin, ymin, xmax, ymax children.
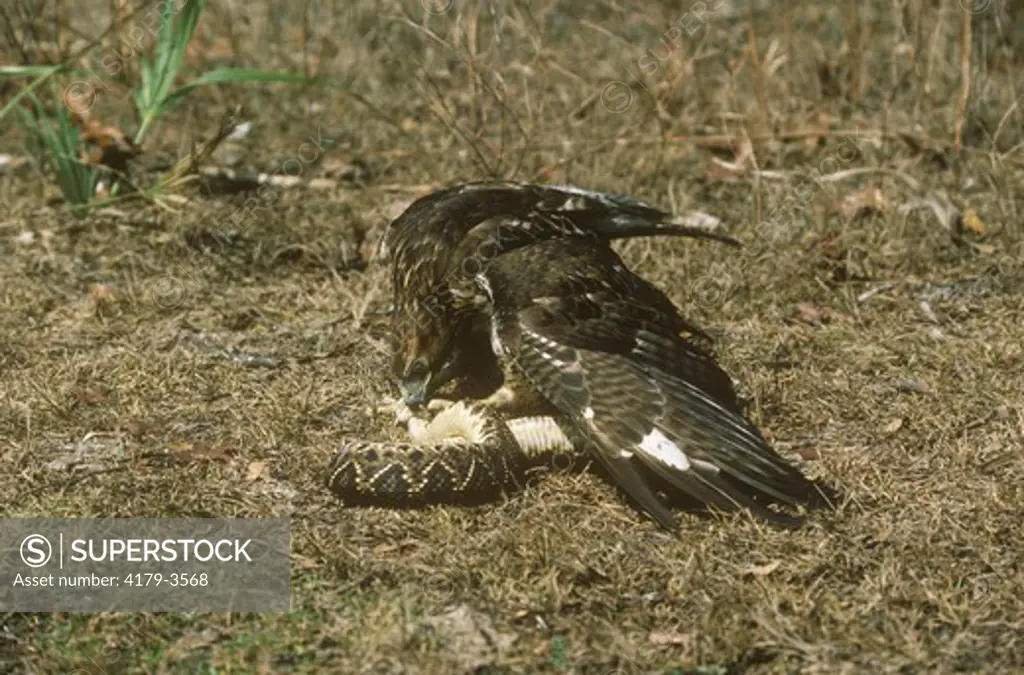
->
<box><xmin>326</xmin><ymin>401</ymin><xmax>582</xmax><ymax>506</ymax></box>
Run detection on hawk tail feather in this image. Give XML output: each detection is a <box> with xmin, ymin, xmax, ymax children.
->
<box><xmin>629</xmin><ymin>369</ymin><xmax>837</xmax><ymax>521</ymax></box>
<box><xmin>445</xmin><ymin>183</ymin><xmax>740</xmax><ymax>260</ymax></box>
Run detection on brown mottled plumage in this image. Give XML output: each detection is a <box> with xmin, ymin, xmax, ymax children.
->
<box><xmin>476</xmin><ymin>239</ymin><xmax>836</xmax><ymax>528</ymax></box>
<box><xmin>384</xmin><ymin>181</ymin><xmax>737</xmax><ymax>406</ymax></box>
<box><xmin>382</xmin><ymin>182</ymin><xmax>836</xmax><ymax>529</ymax></box>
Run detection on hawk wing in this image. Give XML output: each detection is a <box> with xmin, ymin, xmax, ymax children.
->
<box><xmin>385</xmin><ymin>182</ymin><xmax>737</xmax><ymax>315</ymax></box>
<box><xmin>385</xmin><ymin>182</ymin><xmax>740</xmax><ymax>404</ymax></box>
<box><xmin>479</xmin><ymin>240</ymin><xmax>833</xmax><ymax>529</ymax></box>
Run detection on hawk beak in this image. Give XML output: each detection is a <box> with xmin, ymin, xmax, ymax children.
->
<box><xmin>400</xmin><ymin>373</ymin><xmax>431</xmax><ymax>407</ymax></box>
<box><xmin>400</xmin><ymin>355</ymin><xmax>458</xmax><ymax>407</ymax></box>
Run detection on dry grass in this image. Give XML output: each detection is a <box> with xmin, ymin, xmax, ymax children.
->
<box><xmin>2</xmin><ymin>1</ymin><xmax>1023</xmax><ymax>672</ymax></box>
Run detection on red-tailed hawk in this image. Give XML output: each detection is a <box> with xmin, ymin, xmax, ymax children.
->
<box><xmin>383</xmin><ymin>182</ymin><xmax>835</xmax><ymax>528</ymax></box>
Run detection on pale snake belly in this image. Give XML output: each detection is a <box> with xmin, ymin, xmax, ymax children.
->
<box><xmin>326</xmin><ymin>402</ymin><xmax>583</xmax><ymax>506</ymax></box>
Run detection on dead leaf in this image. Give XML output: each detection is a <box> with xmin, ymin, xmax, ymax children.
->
<box><xmin>246</xmin><ymin>460</ymin><xmax>268</xmax><ymax>482</ymax></box>
<box><xmin>705</xmin><ymin>157</ymin><xmax>744</xmax><ymax>182</ymax></box>
<box><xmin>857</xmin><ymin>284</ymin><xmax>894</xmax><ymax>302</ymax></box>
<box><xmin>796</xmin><ymin>302</ymin><xmax>853</xmax><ymax>326</ymax></box>
<box><xmin>422</xmin><ymin>605</ymin><xmax>516</xmax><ymax>671</ymax></box>
<box><xmin>74</xmin><ymin>387</ymin><xmax>107</xmax><ymax>405</ymax></box>
<box><xmin>89</xmin><ymin>283</ymin><xmax>120</xmax><ymax>300</ymax></box>
<box><xmin>0</xmin><ymin>154</ymin><xmax>29</xmax><ymax>173</ymax></box>
<box><xmin>171</xmin><ymin>443</ymin><xmax>234</xmax><ymax>462</ymax></box>
<box><xmin>837</xmin><ymin>186</ymin><xmax>888</xmax><ymax>220</ymax></box>
<box><xmin>123</xmin><ymin>420</ymin><xmax>155</xmax><ymax>437</ymax></box>
<box><xmin>71</xmin><ymin>107</ymin><xmax>138</xmax><ymax>173</ymax></box>
<box><xmin>705</xmin><ymin>134</ymin><xmax>759</xmax><ymax>182</ymax></box>
<box><xmin>899</xmin><ymin>191</ymin><xmax>958</xmax><ymax>234</ymax></box>
<box><xmin>797</xmin><ymin>446</ymin><xmax>821</xmax><ymax>460</ymax></box>
<box><xmin>89</xmin><ymin>283</ymin><xmax>125</xmax><ymax>316</ymax></box>
<box><xmin>743</xmin><ymin>560</ymin><xmax>782</xmax><ymax>577</ymax></box>
<box><xmin>892</xmin><ymin>378</ymin><xmax>931</xmax><ymax>394</ymax></box>
<box><xmin>735</xmin><ymin>134</ymin><xmax>756</xmax><ymax>168</ymax></box>
<box><xmin>373</xmin><ymin>543</ymin><xmax>401</xmax><ymax>556</ymax></box>
<box><xmin>883</xmin><ymin>418</ymin><xmax>904</xmax><ymax>434</ymax></box>
<box><xmin>797</xmin><ymin>302</ymin><xmax>825</xmax><ymax>326</ymax></box>
<box><xmin>648</xmin><ymin>631</ymin><xmax>689</xmax><ymax>646</ymax></box>
<box><xmin>292</xmin><ymin>554</ymin><xmax>320</xmax><ymax>571</ymax></box>
<box><xmin>962</xmin><ymin>208</ymin><xmax>985</xmax><ymax>234</ymax></box>
<box><xmin>162</xmin><ymin>628</ymin><xmax>224</xmax><ymax>663</ymax></box>
<box><xmin>919</xmin><ymin>301</ymin><xmax>940</xmax><ymax>324</ymax></box>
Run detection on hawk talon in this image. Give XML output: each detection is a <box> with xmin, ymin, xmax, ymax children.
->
<box><xmin>426</xmin><ymin>397</ymin><xmax>456</xmax><ymax>413</ymax></box>
<box><xmin>479</xmin><ymin>385</ymin><xmax>516</xmax><ymax>410</ymax></box>
<box><xmin>374</xmin><ymin>395</ymin><xmax>401</xmax><ymax>414</ymax></box>
<box><xmin>375</xmin><ymin>397</ymin><xmax>415</xmax><ymax>427</ymax></box>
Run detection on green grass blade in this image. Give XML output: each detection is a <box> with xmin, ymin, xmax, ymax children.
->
<box><xmin>0</xmin><ymin>65</ymin><xmax>65</xmax><ymax>123</ymax></box>
<box><xmin>164</xmin><ymin>0</ymin><xmax>204</xmax><ymax>88</ymax></box>
<box><xmin>0</xmin><ymin>65</ymin><xmax>66</xmax><ymax>78</ymax></box>
<box><xmin>134</xmin><ymin>0</ymin><xmax>206</xmax><ymax>144</ymax></box>
<box><xmin>17</xmin><ymin>89</ymin><xmax>98</xmax><ymax>206</ymax></box>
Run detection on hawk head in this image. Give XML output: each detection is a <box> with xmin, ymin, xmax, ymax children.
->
<box><xmin>390</xmin><ymin>303</ymin><xmax>459</xmax><ymax>406</ymax></box>
<box><xmin>390</xmin><ymin>297</ymin><xmax>499</xmax><ymax>407</ymax></box>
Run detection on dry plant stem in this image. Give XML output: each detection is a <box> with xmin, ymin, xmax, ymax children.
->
<box><xmin>908</xmin><ymin>0</ymin><xmax>924</xmax><ymax>76</ymax></box>
<box><xmin>954</xmin><ymin>6</ymin><xmax>972</xmax><ymax>152</ymax></box>
<box><xmin>746</xmin><ymin>18</ymin><xmax>765</xmax><ymax>119</ymax></box>
<box><xmin>846</xmin><ymin>0</ymin><xmax>862</xmax><ymax>103</ymax></box>
<box><xmin>784</xmin><ymin>4</ymin><xmax>793</xmax><ymax>100</ymax></box>
<box><xmin>742</xmin><ymin>126</ymin><xmax>762</xmax><ymax>227</ymax></box>
<box><xmin>924</xmin><ymin>0</ymin><xmax>948</xmax><ymax>97</ymax></box>
<box><xmin>156</xmin><ymin>108</ymin><xmax>241</xmax><ymax>190</ymax></box>
<box><xmin>669</xmin><ymin>128</ymin><xmax>938</xmax><ymax>152</ymax></box>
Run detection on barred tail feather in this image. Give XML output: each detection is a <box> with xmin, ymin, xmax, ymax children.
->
<box><xmin>558</xmin><ymin>351</ymin><xmax>836</xmax><ymax>527</ymax></box>
<box><xmin>636</xmin><ymin>368</ymin><xmax>837</xmax><ymax>519</ymax></box>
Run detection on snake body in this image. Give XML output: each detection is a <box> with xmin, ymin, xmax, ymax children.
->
<box><xmin>327</xmin><ymin>402</ymin><xmax>579</xmax><ymax>505</ymax></box>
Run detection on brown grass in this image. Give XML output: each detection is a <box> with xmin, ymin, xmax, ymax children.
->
<box><xmin>2</xmin><ymin>1</ymin><xmax>1023</xmax><ymax>672</ymax></box>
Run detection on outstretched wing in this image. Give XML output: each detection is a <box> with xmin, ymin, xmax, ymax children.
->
<box><xmin>482</xmin><ymin>240</ymin><xmax>833</xmax><ymax>529</ymax></box>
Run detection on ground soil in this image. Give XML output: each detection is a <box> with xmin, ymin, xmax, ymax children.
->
<box><xmin>1</xmin><ymin>1</ymin><xmax>1022</xmax><ymax>673</ymax></box>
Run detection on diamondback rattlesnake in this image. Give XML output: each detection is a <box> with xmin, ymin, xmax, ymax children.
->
<box><xmin>326</xmin><ymin>402</ymin><xmax>582</xmax><ymax>505</ymax></box>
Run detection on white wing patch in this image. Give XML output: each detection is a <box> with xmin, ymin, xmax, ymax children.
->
<box><xmin>556</xmin><ymin>195</ymin><xmax>589</xmax><ymax>211</ymax></box>
<box><xmin>638</xmin><ymin>428</ymin><xmax>691</xmax><ymax>472</ymax></box>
